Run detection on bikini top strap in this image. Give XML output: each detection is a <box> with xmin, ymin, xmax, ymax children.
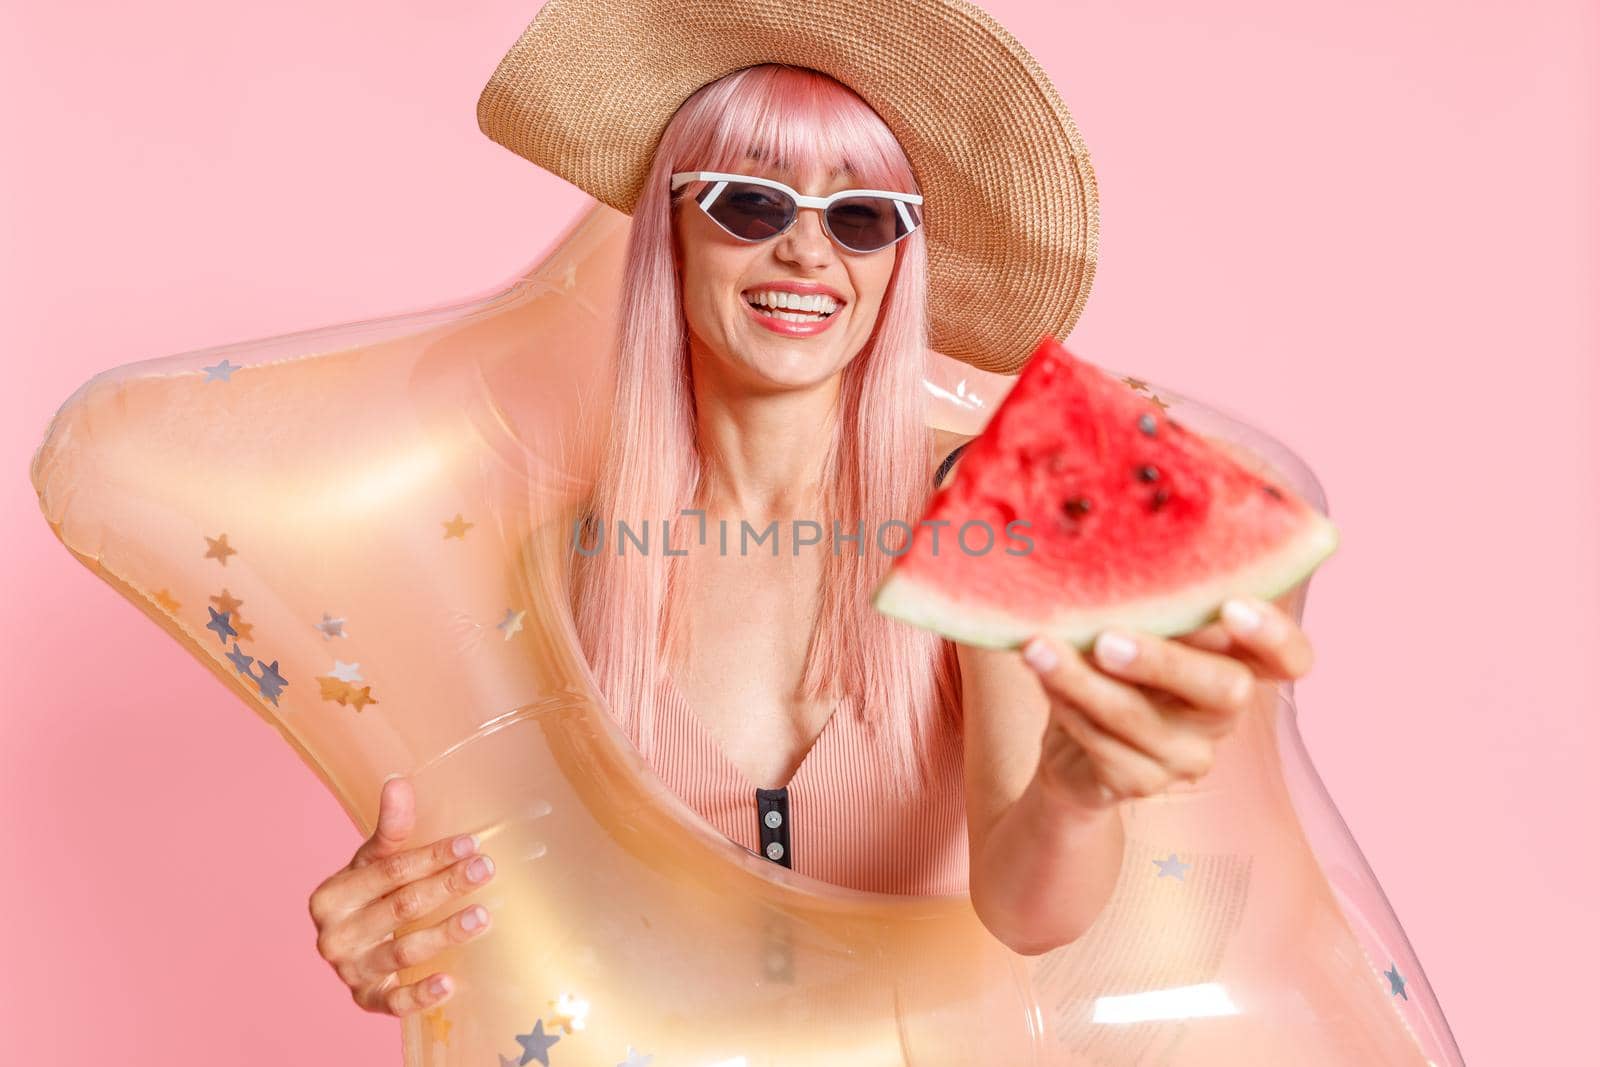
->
<box><xmin>932</xmin><ymin>441</ymin><xmax>971</xmax><ymax>489</ymax></box>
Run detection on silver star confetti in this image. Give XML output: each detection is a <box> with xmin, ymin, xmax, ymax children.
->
<box><xmin>250</xmin><ymin>659</ymin><xmax>288</xmax><ymax>706</ymax></box>
<box><xmin>497</xmin><ymin>608</ymin><xmax>526</xmax><ymax>640</ymax></box>
<box><xmin>1385</xmin><ymin>963</ymin><xmax>1408</xmax><ymax>1000</ymax></box>
<box><xmin>316</xmin><ymin>612</ymin><xmax>347</xmax><ymax>640</ymax></box>
<box><xmin>514</xmin><ymin>1019</ymin><xmax>561</xmax><ymax>1065</ymax></box>
<box><xmin>617</xmin><ymin>1048</ymin><xmax>654</xmax><ymax>1067</ymax></box>
<box><xmin>203</xmin><ymin>358</ymin><xmax>240</xmax><ymax>382</ymax></box>
<box><xmin>205</xmin><ymin>606</ymin><xmax>238</xmax><ymax>644</ymax></box>
<box><xmin>330</xmin><ymin>660</ymin><xmax>364</xmax><ymax>682</ymax></box>
<box><xmin>547</xmin><ymin>991</ymin><xmax>590</xmax><ymax>1033</ymax></box>
<box><xmin>225</xmin><ymin>642</ymin><xmax>254</xmax><ymax>674</ymax></box>
<box><xmin>1153</xmin><ymin>853</ymin><xmax>1190</xmax><ymax>880</ymax></box>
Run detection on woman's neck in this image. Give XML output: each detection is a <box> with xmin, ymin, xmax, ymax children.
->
<box><xmin>691</xmin><ymin>365</ymin><xmax>841</xmax><ymax>522</ymax></box>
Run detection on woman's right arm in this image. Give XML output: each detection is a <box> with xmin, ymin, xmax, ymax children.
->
<box><xmin>307</xmin><ymin>776</ymin><xmax>497</xmax><ymax>1016</ymax></box>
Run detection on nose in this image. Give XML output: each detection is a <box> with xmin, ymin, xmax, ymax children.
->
<box><xmin>774</xmin><ymin>206</ymin><xmax>836</xmax><ymax>269</ymax></box>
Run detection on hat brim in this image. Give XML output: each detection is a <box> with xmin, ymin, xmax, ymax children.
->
<box><xmin>476</xmin><ymin>0</ymin><xmax>1099</xmax><ymax>375</ymax></box>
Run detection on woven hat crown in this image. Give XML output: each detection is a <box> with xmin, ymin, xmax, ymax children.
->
<box><xmin>476</xmin><ymin>0</ymin><xmax>1100</xmax><ymax>374</ymax></box>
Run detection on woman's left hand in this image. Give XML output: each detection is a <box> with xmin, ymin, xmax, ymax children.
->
<box><xmin>1022</xmin><ymin>592</ymin><xmax>1315</xmax><ymax>812</ymax></box>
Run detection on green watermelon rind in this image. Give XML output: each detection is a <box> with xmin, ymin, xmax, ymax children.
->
<box><xmin>872</xmin><ymin>510</ymin><xmax>1340</xmax><ymax>651</ymax></box>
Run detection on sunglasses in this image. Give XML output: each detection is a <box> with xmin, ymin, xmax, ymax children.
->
<box><xmin>670</xmin><ymin>171</ymin><xmax>924</xmax><ymax>254</ymax></box>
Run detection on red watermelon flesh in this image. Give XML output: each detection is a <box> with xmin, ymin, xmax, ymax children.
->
<box><xmin>873</xmin><ymin>336</ymin><xmax>1340</xmax><ymax>650</ymax></box>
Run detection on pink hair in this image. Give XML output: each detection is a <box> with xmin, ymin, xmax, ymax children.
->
<box><xmin>573</xmin><ymin>64</ymin><xmax>961</xmax><ymax>796</ymax></box>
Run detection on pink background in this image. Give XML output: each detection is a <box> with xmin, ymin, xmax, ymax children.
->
<box><xmin>3</xmin><ymin>1</ymin><xmax>1594</xmax><ymax>1063</ymax></box>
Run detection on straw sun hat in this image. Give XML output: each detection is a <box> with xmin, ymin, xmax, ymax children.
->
<box><xmin>475</xmin><ymin>0</ymin><xmax>1100</xmax><ymax>375</ymax></box>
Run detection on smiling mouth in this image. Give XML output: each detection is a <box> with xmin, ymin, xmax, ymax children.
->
<box><xmin>742</xmin><ymin>293</ymin><xmax>841</xmax><ymax>323</ymax></box>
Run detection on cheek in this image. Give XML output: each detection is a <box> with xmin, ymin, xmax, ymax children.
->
<box><xmin>675</xmin><ymin>244</ymin><xmax>713</xmax><ymax>322</ymax></box>
<box><xmin>853</xmin><ymin>263</ymin><xmax>897</xmax><ymax>323</ymax></box>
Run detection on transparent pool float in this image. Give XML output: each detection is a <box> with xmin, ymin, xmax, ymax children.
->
<box><xmin>29</xmin><ymin>199</ymin><xmax>1464</xmax><ymax>1066</ymax></box>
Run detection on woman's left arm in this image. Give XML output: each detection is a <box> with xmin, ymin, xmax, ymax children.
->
<box><xmin>961</xmin><ymin>590</ymin><xmax>1314</xmax><ymax>956</ymax></box>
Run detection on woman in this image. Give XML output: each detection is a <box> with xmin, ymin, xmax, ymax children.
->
<box><xmin>306</xmin><ymin>62</ymin><xmax>1313</xmax><ymax>1020</ymax></box>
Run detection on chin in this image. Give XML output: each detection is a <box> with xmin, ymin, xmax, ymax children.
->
<box><xmin>747</xmin><ymin>348</ymin><xmax>847</xmax><ymax>388</ymax></box>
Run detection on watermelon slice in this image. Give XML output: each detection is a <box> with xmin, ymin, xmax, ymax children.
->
<box><xmin>874</xmin><ymin>336</ymin><xmax>1340</xmax><ymax>650</ymax></box>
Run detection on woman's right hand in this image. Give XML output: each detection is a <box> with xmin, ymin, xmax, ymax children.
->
<box><xmin>308</xmin><ymin>776</ymin><xmax>497</xmax><ymax>1016</ymax></box>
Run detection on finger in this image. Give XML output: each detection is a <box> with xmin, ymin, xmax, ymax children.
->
<box><xmin>1022</xmin><ymin>636</ymin><xmax>1210</xmax><ymax>769</ymax></box>
<box><xmin>350</xmin><ymin>777</ymin><xmax>417</xmax><ymax>868</ymax></box>
<box><xmin>314</xmin><ymin>832</ymin><xmax>483</xmax><ymax>945</ymax></box>
<box><xmin>342</xmin><ymin>848</ymin><xmax>496</xmax><ymax>951</ymax></box>
<box><xmin>1047</xmin><ymin>696</ymin><xmax>1188</xmax><ymax>799</ymax></box>
<box><xmin>1169</xmin><ymin>624</ymin><xmax>1285</xmax><ymax>690</ymax></box>
<box><xmin>1086</xmin><ymin>628</ymin><xmax>1258</xmax><ymax>731</ymax></box>
<box><xmin>1171</xmin><ymin>620</ymin><xmax>1232</xmax><ymax>653</ymax></box>
<box><xmin>364</xmin><ymin>902</ymin><xmax>493</xmax><ymax>982</ymax></box>
<box><xmin>361</xmin><ymin>970</ymin><xmax>454</xmax><ymax>1017</ymax></box>
<box><xmin>1218</xmin><ymin>595</ymin><xmax>1315</xmax><ymax>680</ymax></box>
<box><xmin>1037</xmin><ymin>717</ymin><xmax>1119</xmax><ymax>809</ymax></box>
<box><xmin>1176</xmin><ymin>588</ymin><xmax>1302</xmax><ymax>649</ymax></box>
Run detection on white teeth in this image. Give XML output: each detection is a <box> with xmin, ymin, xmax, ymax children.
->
<box><xmin>743</xmin><ymin>289</ymin><xmax>840</xmax><ymax>315</ymax></box>
<box><xmin>765</xmin><ymin>308</ymin><xmax>827</xmax><ymax>322</ymax></box>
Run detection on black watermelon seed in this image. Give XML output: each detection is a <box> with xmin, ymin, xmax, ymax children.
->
<box><xmin>1138</xmin><ymin>413</ymin><xmax>1158</xmax><ymax>436</ymax></box>
<box><xmin>1262</xmin><ymin>483</ymin><xmax>1284</xmax><ymax>500</ymax></box>
<box><xmin>1150</xmin><ymin>487</ymin><xmax>1171</xmax><ymax>511</ymax></box>
<box><xmin>1136</xmin><ymin>464</ymin><xmax>1160</xmax><ymax>483</ymax></box>
<box><xmin>1062</xmin><ymin>496</ymin><xmax>1093</xmax><ymax>518</ymax></box>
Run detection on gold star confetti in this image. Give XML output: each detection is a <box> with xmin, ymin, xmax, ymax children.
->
<box><xmin>204</xmin><ymin>533</ymin><xmax>237</xmax><ymax>565</ymax></box>
<box><xmin>423</xmin><ymin>1007</ymin><xmax>453</xmax><ymax>1044</ymax></box>
<box><xmin>1148</xmin><ymin>393</ymin><xmax>1171</xmax><ymax>412</ymax></box>
<box><xmin>442</xmin><ymin>513</ymin><xmax>474</xmax><ymax>539</ymax></box>
<box><xmin>317</xmin><ymin>674</ymin><xmax>380</xmax><ymax>712</ymax></box>
<box><xmin>1121</xmin><ymin>375</ymin><xmax>1149</xmax><ymax>392</ymax></box>
<box><xmin>546</xmin><ymin>991</ymin><xmax>590</xmax><ymax>1034</ymax></box>
<box><xmin>152</xmin><ymin>589</ymin><xmax>181</xmax><ymax>614</ymax></box>
<box><xmin>210</xmin><ymin>589</ymin><xmax>255</xmax><ymax>639</ymax></box>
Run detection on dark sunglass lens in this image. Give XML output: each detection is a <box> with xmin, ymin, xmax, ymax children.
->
<box><xmin>826</xmin><ymin>196</ymin><xmax>919</xmax><ymax>252</ymax></box>
<box><xmin>706</xmin><ymin>182</ymin><xmax>794</xmax><ymax>240</ymax></box>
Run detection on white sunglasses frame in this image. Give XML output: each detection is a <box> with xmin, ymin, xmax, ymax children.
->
<box><xmin>668</xmin><ymin>170</ymin><xmax>924</xmax><ymax>253</ymax></box>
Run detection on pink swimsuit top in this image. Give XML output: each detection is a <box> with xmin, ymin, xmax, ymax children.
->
<box><xmin>646</xmin><ymin>674</ymin><xmax>970</xmax><ymax>896</ymax></box>
<box><xmin>638</xmin><ymin>440</ymin><xmax>976</xmax><ymax>897</ymax></box>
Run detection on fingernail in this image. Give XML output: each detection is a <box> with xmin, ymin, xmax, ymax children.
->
<box><xmin>1094</xmin><ymin>631</ymin><xmax>1137</xmax><ymax>669</ymax></box>
<box><xmin>1222</xmin><ymin>598</ymin><xmax>1262</xmax><ymax>633</ymax></box>
<box><xmin>429</xmin><ymin>976</ymin><xmax>451</xmax><ymax>997</ymax></box>
<box><xmin>466</xmin><ymin>855</ymin><xmax>494</xmax><ymax>882</ymax></box>
<box><xmin>461</xmin><ymin>905</ymin><xmax>488</xmax><ymax>932</ymax></box>
<box><xmin>452</xmin><ymin>834</ymin><xmax>478</xmax><ymax>859</ymax></box>
<box><xmin>1022</xmin><ymin>637</ymin><xmax>1059</xmax><ymax>673</ymax></box>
